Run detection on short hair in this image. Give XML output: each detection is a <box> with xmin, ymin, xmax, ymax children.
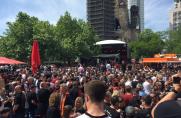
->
<box><xmin>111</xmin><ymin>96</ymin><xmax>120</xmax><ymax>106</ymax></box>
<box><xmin>84</xmin><ymin>80</ymin><xmax>106</xmax><ymax>103</ymax></box>
<box><xmin>143</xmin><ymin>95</ymin><xmax>152</xmax><ymax>105</ymax></box>
<box><xmin>125</xmin><ymin>86</ymin><xmax>132</xmax><ymax>93</ymax></box>
<box><xmin>63</xmin><ymin>105</ymin><xmax>73</xmax><ymax>118</ymax></box>
<box><xmin>27</xmin><ymin>76</ymin><xmax>34</xmax><ymax>81</ymax></box>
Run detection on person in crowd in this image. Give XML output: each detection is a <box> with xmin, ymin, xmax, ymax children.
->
<box><xmin>47</xmin><ymin>83</ymin><xmax>60</xmax><ymax>118</ymax></box>
<box><xmin>121</xmin><ymin>61</ymin><xmax>126</xmax><ymax>73</ymax></box>
<box><xmin>0</xmin><ymin>75</ymin><xmax>5</xmax><ymax>98</ymax></box>
<box><xmin>106</xmin><ymin>62</ymin><xmax>111</xmax><ymax>71</ymax></box>
<box><xmin>104</xmin><ymin>91</ymin><xmax>112</xmax><ymax>107</ymax></box>
<box><xmin>27</xmin><ymin>85</ymin><xmax>38</xmax><ymax>118</ymax></box>
<box><xmin>125</xmin><ymin>106</ymin><xmax>135</xmax><ymax>118</ymax></box>
<box><xmin>13</xmin><ymin>85</ymin><xmax>25</xmax><ymax>118</ymax></box>
<box><xmin>136</xmin><ymin>95</ymin><xmax>152</xmax><ymax>118</ymax></box>
<box><xmin>0</xmin><ymin>107</ymin><xmax>11</xmax><ymax>118</ymax></box>
<box><xmin>37</xmin><ymin>82</ymin><xmax>50</xmax><ymax>118</ymax></box>
<box><xmin>121</xmin><ymin>86</ymin><xmax>133</xmax><ymax>106</ymax></box>
<box><xmin>77</xmin><ymin>80</ymin><xmax>110</xmax><ymax>118</ymax></box>
<box><xmin>69</xmin><ymin>82</ymin><xmax>79</xmax><ymax>105</ymax></box>
<box><xmin>143</xmin><ymin>77</ymin><xmax>152</xmax><ymax>95</ymax></box>
<box><xmin>62</xmin><ymin>105</ymin><xmax>73</xmax><ymax>118</ymax></box>
<box><xmin>73</xmin><ymin>97</ymin><xmax>85</xmax><ymax>115</ymax></box>
<box><xmin>105</xmin><ymin>95</ymin><xmax>124</xmax><ymax>118</ymax></box>
<box><xmin>59</xmin><ymin>84</ymin><xmax>73</xmax><ymax>117</ymax></box>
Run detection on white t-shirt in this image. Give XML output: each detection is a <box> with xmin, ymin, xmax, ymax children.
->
<box><xmin>77</xmin><ymin>113</ymin><xmax>110</xmax><ymax>118</ymax></box>
<box><xmin>151</xmin><ymin>76</ymin><xmax>156</xmax><ymax>82</ymax></box>
<box><xmin>106</xmin><ymin>64</ymin><xmax>111</xmax><ymax>70</ymax></box>
<box><xmin>143</xmin><ymin>81</ymin><xmax>151</xmax><ymax>95</ymax></box>
<box><xmin>125</xmin><ymin>80</ymin><xmax>132</xmax><ymax>87</ymax></box>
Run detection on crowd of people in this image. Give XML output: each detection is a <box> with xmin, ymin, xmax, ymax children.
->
<box><xmin>0</xmin><ymin>62</ymin><xmax>180</xmax><ymax>118</ymax></box>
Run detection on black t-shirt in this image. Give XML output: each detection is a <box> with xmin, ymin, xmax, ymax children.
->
<box><xmin>37</xmin><ymin>88</ymin><xmax>50</xmax><ymax>104</ymax></box>
<box><xmin>27</xmin><ymin>92</ymin><xmax>37</xmax><ymax>110</ymax></box>
<box><xmin>100</xmin><ymin>65</ymin><xmax>106</xmax><ymax>72</ymax></box>
<box><xmin>104</xmin><ymin>106</ymin><xmax>120</xmax><ymax>118</ymax></box>
<box><xmin>136</xmin><ymin>108</ymin><xmax>152</xmax><ymax>118</ymax></box>
<box><xmin>76</xmin><ymin>107</ymin><xmax>86</xmax><ymax>114</ymax></box>
<box><xmin>132</xmin><ymin>81</ymin><xmax>138</xmax><ymax>89</ymax></box>
<box><xmin>69</xmin><ymin>87</ymin><xmax>79</xmax><ymax>103</ymax></box>
<box><xmin>14</xmin><ymin>92</ymin><xmax>25</xmax><ymax>113</ymax></box>
<box><xmin>121</xmin><ymin>64</ymin><xmax>126</xmax><ymax>73</ymax></box>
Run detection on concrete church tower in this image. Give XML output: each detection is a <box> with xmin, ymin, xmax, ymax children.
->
<box><xmin>114</xmin><ymin>0</ymin><xmax>138</xmax><ymax>42</ymax></box>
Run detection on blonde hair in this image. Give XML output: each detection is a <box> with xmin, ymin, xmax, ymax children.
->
<box><xmin>75</xmin><ymin>97</ymin><xmax>83</xmax><ymax>106</ymax></box>
<box><xmin>112</xmin><ymin>90</ymin><xmax>120</xmax><ymax>97</ymax></box>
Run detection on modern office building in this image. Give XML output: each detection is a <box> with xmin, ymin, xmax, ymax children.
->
<box><xmin>87</xmin><ymin>0</ymin><xmax>115</xmax><ymax>40</ymax></box>
<box><xmin>169</xmin><ymin>0</ymin><xmax>181</xmax><ymax>30</ymax></box>
<box><xmin>128</xmin><ymin>0</ymin><xmax>144</xmax><ymax>32</ymax></box>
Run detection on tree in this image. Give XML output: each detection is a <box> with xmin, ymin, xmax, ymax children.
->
<box><xmin>0</xmin><ymin>11</ymin><xmax>99</xmax><ymax>63</ymax></box>
<box><xmin>0</xmin><ymin>12</ymin><xmax>34</xmax><ymax>61</ymax></box>
<box><xmin>166</xmin><ymin>27</ymin><xmax>181</xmax><ymax>53</ymax></box>
<box><xmin>55</xmin><ymin>12</ymin><xmax>99</xmax><ymax>63</ymax></box>
<box><xmin>0</xmin><ymin>12</ymin><xmax>57</xmax><ymax>62</ymax></box>
<box><xmin>32</xmin><ymin>20</ymin><xmax>56</xmax><ymax>61</ymax></box>
<box><xmin>129</xmin><ymin>29</ymin><xmax>165</xmax><ymax>59</ymax></box>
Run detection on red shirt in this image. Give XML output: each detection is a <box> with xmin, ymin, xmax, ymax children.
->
<box><xmin>51</xmin><ymin>77</ymin><xmax>58</xmax><ymax>83</ymax></box>
<box><xmin>121</xmin><ymin>93</ymin><xmax>133</xmax><ymax>105</ymax></box>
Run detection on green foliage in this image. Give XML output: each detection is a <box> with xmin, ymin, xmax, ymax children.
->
<box><xmin>0</xmin><ymin>11</ymin><xmax>99</xmax><ymax>63</ymax></box>
<box><xmin>129</xmin><ymin>29</ymin><xmax>165</xmax><ymax>59</ymax></box>
<box><xmin>166</xmin><ymin>27</ymin><xmax>181</xmax><ymax>53</ymax></box>
<box><xmin>0</xmin><ymin>12</ymin><xmax>34</xmax><ymax>61</ymax></box>
<box><xmin>55</xmin><ymin>12</ymin><xmax>99</xmax><ymax>62</ymax></box>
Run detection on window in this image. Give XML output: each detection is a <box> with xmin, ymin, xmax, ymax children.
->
<box><xmin>175</xmin><ymin>4</ymin><xmax>178</xmax><ymax>8</ymax></box>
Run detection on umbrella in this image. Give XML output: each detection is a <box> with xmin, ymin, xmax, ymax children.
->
<box><xmin>0</xmin><ymin>57</ymin><xmax>25</xmax><ymax>65</ymax></box>
<box><xmin>31</xmin><ymin>40</ymin><xmax>41</xmax><ymax>74</ymax></box>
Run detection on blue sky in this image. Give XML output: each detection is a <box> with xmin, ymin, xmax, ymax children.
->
<box><xmin>0</xmin><ymin>0</ymin><xmax>173</xmax><ymax>35</ymax></box>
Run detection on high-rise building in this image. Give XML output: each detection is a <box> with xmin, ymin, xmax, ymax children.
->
<box><xmin>87</xmin><ymin>0</ymin><xmax>144</xmax><ymax>40</ymax></box>
<box><xmin>128</xmin><ymin>0</ymin><xmax>144</xmax><ymax>32</ymax></box>
<box><xmin>87</xmin><ymin>0</ymin><xmax>115</xmax><ymax>40</ymax></box>
<box><xmin>169</xmin><ymin>0</ymin><xmax>181</xmax><ymax>30</ymax></box>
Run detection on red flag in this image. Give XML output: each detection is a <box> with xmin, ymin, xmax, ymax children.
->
<box><xmin>31</xmin><ymin>40</ymin><xmax>41</xmax><ymax>74</ymax></box>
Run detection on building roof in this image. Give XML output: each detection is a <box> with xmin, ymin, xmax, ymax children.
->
<box><xmin>95</xmin><ymin>40</ymin><xmax>126</xmax><ymax>45</ymax></box>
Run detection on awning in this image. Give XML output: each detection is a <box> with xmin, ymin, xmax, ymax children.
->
<box><xmin>95</xmin><ymin>40</ymin><xmax>126</xmax><ymax>45</ymax></box>
<box><xmin>142</xmin><ymin>58</ymin><xmax>181</xmax><ymax>63</ymax></box>
<box><xmin>0</xmin><ymin>57</ymin><xmax>25</xmax><ymax>65</ymax></box>
<box><xmin>94</xmin><ymin>54</ymin><xmax>120</xmax><ymax>58</ymax></box>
